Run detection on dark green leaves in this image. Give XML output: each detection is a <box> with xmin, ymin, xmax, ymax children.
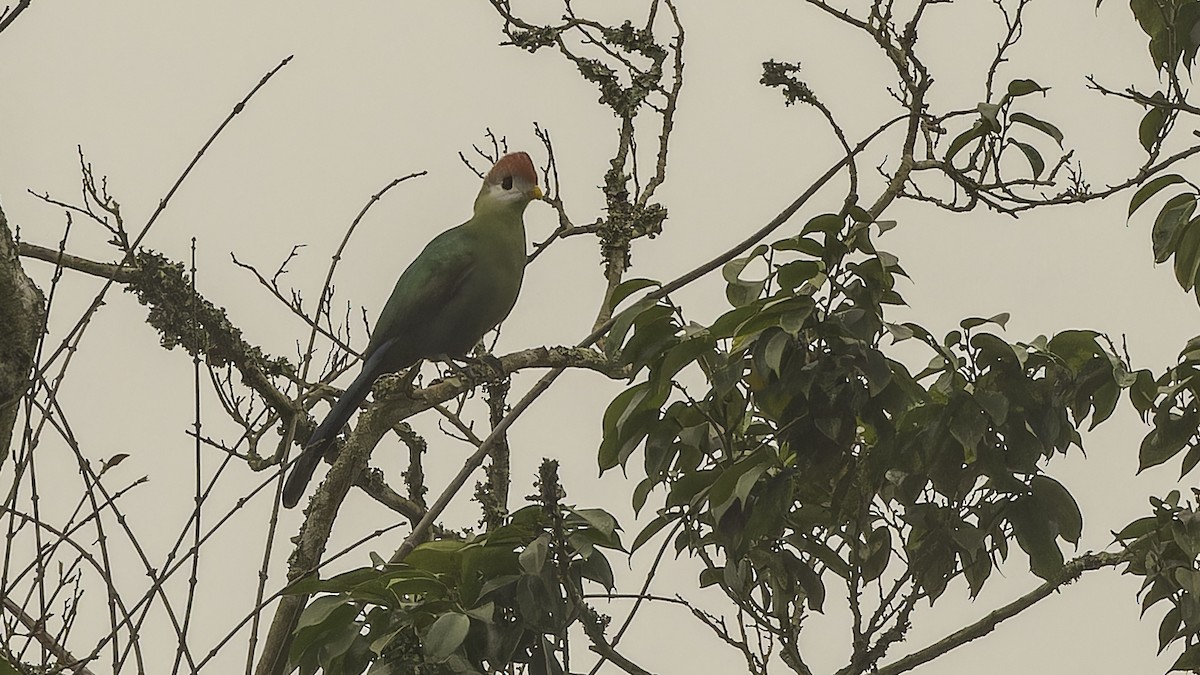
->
<box><xmin>1130</xmin><ymin>174</ymin><xmax>1186</xmax><ymax>218</ymax></box>
<box><xmin>1010</xmin><ymin>140</ymin><xmax>1045</xmax><ymax>178</ymax></box>
<box><xmin>1007</xmin><ymin>476</ymin><xmax>1082</xmax><ymax>580</ymax></box>
<box><xmin>1152</xmin><ymin>193</ymin><xmax>1197</xmax><ymax>263</ymax></box>
<box><xmin>1007</xmin><ymin>78</ymin><xmax>1049</xmax><ymax>98</ymax></box>
<box><xmin>1114</xmin><ymin>494</ymin><xmax>1200</xmax><ymax>665</ymax></box>
<box><xmin>592</xmin><ymin>202</ymin><xmax>1144</xmax><ymax>651</ymax></box>
<box><xmin>287</xmin><ymin>502</ymin><xmax>623</xmax><ymax>674</ymax></box>
<box><xmin>1127</xmin><ymin>175</ymin><xmax>1200</xmax><ymax>300</ymax></box>
<box><xmin>599</xmin><ymin>382</ymin><xmax>666</xmax><ymax>471</ymax></box>
<box><xmin>424</xmin><ymin>613</ymin><xmax>470</xmax><ymax>662</ymax></box>
<box><xmin>1127</xmin><ymin>0</ymin><xmax>1200</xmax><ymax>70</ymax></box>
<box><xmin>1139</xmin><ymin>410</ymin><xmax>1198</xmax><ymax>472</ymax></box>
<box><xmin>1141</xmin><ymin>99</ymin><xmax>1170</xmax><ymax>152</ymax></box>
<box><xmin>946</xmin><ymin>120</ymin><xmax>991</xmax><ymax>162</ymax></box>
<box><xmin>1009</xmin><ymin>112</ymin><xmax>1064</xmax><ymax>147</ymax></box>
<box><xmin>943</xmin><ymin>85</ymin><xmax>1063</xmax><ymax>180</ymax></box>
<box><xmin>723</xmin><ymin>244</ymin><xmax>770</xmax><ymax>306</ymax></box>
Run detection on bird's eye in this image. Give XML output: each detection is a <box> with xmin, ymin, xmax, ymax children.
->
<box><xmin>502</xmin><ymin>176</ymin><xmax>514</xmax><ymax>190</ymax></box>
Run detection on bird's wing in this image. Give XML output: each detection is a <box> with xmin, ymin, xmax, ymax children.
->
<box><xmin>365</xmin><ymin>227</ymin><xmax>477</xmax><ymax>359</ymax></box>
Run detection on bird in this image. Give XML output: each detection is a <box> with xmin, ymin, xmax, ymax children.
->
<box><xmin>282</xmin><ymin>151</ymin><xmax>543</xmax><ymax>509</ymax></box>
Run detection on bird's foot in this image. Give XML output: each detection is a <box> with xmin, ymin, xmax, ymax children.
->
<box><xmin>433</xmin><ymin>354</ymin><xmax>506</xmax><ymax>383</ymax></box>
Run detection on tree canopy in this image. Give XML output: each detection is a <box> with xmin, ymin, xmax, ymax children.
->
<box><xmin>4</xmin><ymin>2</ymin><xmax>1200</xmax><ymax>674</ymax></box>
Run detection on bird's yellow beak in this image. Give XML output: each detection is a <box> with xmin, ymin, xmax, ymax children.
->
<box><xmin>531</xmin><ymin>185</ymin><xmax>544</xmax><ymax>200</ymax></box>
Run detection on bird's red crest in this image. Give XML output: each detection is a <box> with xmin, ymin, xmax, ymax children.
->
<box><xmin>487</xmin><ymin>151</ymin><xmax>539</xmax><ymax>186</ymax></box>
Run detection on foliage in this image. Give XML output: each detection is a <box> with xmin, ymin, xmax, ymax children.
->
<box><xmin>600</xmin><ymin>204</ymin><xmax>1132</xmax><ymax>666</ymax></box>
<box><xmin>287</xmin><ymin>487</ymin><xmax>622</xmax><ymax>675</ymax></box>
<box><xmin>10</xmin><ymin>1</ymin><xmax>1200</xmax><ymax>674</ymax></box>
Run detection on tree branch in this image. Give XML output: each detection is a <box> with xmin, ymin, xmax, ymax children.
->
<box><xmin>0</xmin><ymin>206</ymin><xmax>44</xmax><ymax>463</ymax></box>
<box><xmin>873</xmin><ymin>552</ymin><xmax>1127</xmax><ymax>675</ymax></box>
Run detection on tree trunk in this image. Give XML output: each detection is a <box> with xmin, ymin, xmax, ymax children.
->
<box><xmin>0</xmin><ymin>202</ymin><xmax>45</xmax><ymax>463</ymax></box>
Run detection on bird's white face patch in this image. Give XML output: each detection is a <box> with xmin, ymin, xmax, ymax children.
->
<box><xmin>481</xmin><ymin>177</ymin><xmax>535</xmax><ymax>205</ymax></box>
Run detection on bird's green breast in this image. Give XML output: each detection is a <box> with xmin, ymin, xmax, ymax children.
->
<box><xmin>366</xmin><ymin>207</ymin><xmax>527</xmax><ymax>369</ymax></box>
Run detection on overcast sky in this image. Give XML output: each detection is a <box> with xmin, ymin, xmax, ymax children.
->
<box><xmin>1</xmin><ymin>2</ymin><xmax>1195</xmax><ymax>673</ymax></box>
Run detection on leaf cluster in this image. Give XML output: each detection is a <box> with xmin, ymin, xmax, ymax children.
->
<box><xmin>286</xmin><ymin>503</ymin><xmax>622</xmax><ymax>675</ymax></box>
<box><xmin>598</xmin><ymin>206</ymin><xmax>1136</xmax><ymax>661</ymax></box>
<box><xmin>1116</xmin><ymin>490</ymin><xmax>1200</xmax><ymax>672</ymax></box>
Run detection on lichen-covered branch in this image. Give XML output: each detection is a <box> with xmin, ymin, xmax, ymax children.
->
<box><xmin>18</xmin><ymin>242</ymin><xmax>297</xmax><ymax>421</ymax></box>
<box><xmin>0</xmin><ymin>206</ymin><xmax>45</xmax><ymax>463</ymax></box>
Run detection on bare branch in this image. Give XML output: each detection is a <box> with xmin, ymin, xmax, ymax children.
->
<box><xmin>874</xmin><ymin>552</ymin><xmax>1127</xmax><ymax>675</ymax></box>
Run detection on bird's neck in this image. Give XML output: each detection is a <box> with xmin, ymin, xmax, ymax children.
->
<box><xmin>464</xmin><ymin>202</ymin><xmax>527</xmax><ymax>246</ymax></box>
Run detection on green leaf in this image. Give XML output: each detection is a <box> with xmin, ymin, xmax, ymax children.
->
<box><xmin>946</xmin><ymin>120</ymin><xmax>990</xmax><ymax>162</ymax></box>
<box><xmin>1174</xmin><ymin>217</ymin><xmax>1200</xmax><ymax>291</ymax></box>
<box><xmin>1009</xmin><ymin>497</ymin><xmax>1064</xmax><ymax>580</ymax></box>
<box><xmin>786</xmin><ymin>534</ymin><xmax>852</xmax><ymax>579</ymax></box>
<box><xmin>1010</xmin><ymin>112</ymin><xmax>1064</xmax><ymax>147</ymax></box>
<box><xmin>801</xmin><ymin>213</ymin><xmax>844</xmax><ymax>236</ymax></box>
<box><xmin>1151</xmin><ymin>193</ymin><xmax>1197</xmax><ymax>263</ymax></box>
<box><xmin>1159</xmin><ymin>606</ymin><xmax>1182</xmax><ymax>654</ymax></box>
<box><xmin>772</xmin><ymin>235</ymin><xmax>824</xmax><ymax>256</ymax></box>
<box><xmin>605</xmin><ymin>297</ymin><xmax>658</xmax><ymax>360</ymax></box>
<box><xmin>667</xmin><ymin>468</ymin><xmax>719</xmax><ymax>508</ymax></box>
<box><xmin>1130</xmin><ymin>0</ymin><xmax>1168</xmax><ymax>39</ymax></box>
<box><xmin>1176</xmin><ymin>568</ymin><xmax>1200</xmax><ymax>595</ymax></box>
<box><xmin>964</xmin><ymin>550</ymin><xmax>993</xmax><ymax>598</ymax></box>
<box><xmin>531</xmin><ymin>635</ymin><xmax>566</xmax><ymax>675</ymax></box>
<box><xmin>1140</xmin><ymin>106</ymin><xmax>1169</xmax><ymax>152</ymax></box>
<box><xmin>608</xmin><ymin>277</ymin><xmax>661</xmax><ymax>310</ymax></box>
<box><xmin>1129</xmin><ymin>174</ymin><xmax>1185</xmax><ymax>218</ymax></box>
<box><xmin>1088</xmin><ymin>378</ymin><xmax>1120</xmax><ymax>430</ymax></box>
<box><xmin>733</xmin><ymin>296</ymin><xmax>815</xmax><ymax>339</ymax></box>
<box><xmin>977</xmin><ymin>101</ymin><xmax>1002</xmax><ymax>132</ymax></box>
<box><xmin>1046</xmin><ymin>330</ymin><xmax>1102</xmax><ymax>374</ymax></box>
<box><xmin>599</xmin><ymin>382</ymin><xmax>658</xmax><ymax>471</ymax></box>
<box><xmin>297</xmin><ymin>596</ymin><xmax>353</xmax><ymax>629</ymax></box>
<box><xmin>1172</xmin><ymin>643</ymin><xmax>1200</xmax><ymax>671</ymax></box>
<box><xmin>759</xmin><ymin>328</ymin><xmax>791</xmax><ymax>376</ymax></box>
<box><xmin>424</xmin><ymin>612</ymin><xmax>470</xmax><ymax>662</ymax></box>
<box><xmin>405</xmin><ymin>540</ymin><xmax>467</xmax><ymax>575</ymax></box>
<box><xmin>949</xmin><ymin>404</ymin><xmax>987</xmax><ymax>462</ymax></box>
<box><xmin>709</xmin><ymin>450</ymin><xmax>772</xmax><ymax>517</ymax></box>
<box><xmin>974</xmin><ymin>388</ymin><xmax>1010</xmax><ymax>425</ymax></box>
<box><xmin>1114</xmin><ymin>515</ymin><xmax>1158</xmax><ymax>541</ymax></box>
<box><xmin>847</xmin><ymin>204</ymin><xmax>873</xmax><ymax>223</ymax></box>
<box><xmin>960</xmin><ymin>313</ymin><xmax>1010</xmax><ymax>330</ymax></box>
<box><xmin>727</xmin><ymin>279</ymin><xmax>766</xmax><ymax>307</ymax></box>
<box><xmin>519</xmin><ymin>534</ymin><xmax>550</xmax><ymax>574</ymax></box>
<box><xmin>0</xmin><ymin>655</ymin><xmax>17</xmax><ymax>675</ymax></box>
<box><xmin>1032</xmin><ymin>475</ymin><xmax>1083</xmax><ymax>544</ymax></box>
<box><xmin>709</xmin><ymin>305</ymin><xmax>760</xmax><ymax>339</ymax></box>
<box><xmin>631</xmin><ymin>515</ymin><xmax>672</xmax><ymax>553</ymax></box>
<box><xmin>722</xmin><ymin>245</ymin><xmax>769</xmax><ymax>284</ymax></box>
<box><xmin>1129</xmin><ymin>369</ymin><xmax>1158</xmax><ymax>419</ymax></box>
<box><xmin>568</xmin><ymin>508</ymin><xmax>621</xmax><ymax>540</ymax></box>
<box><xmin>285</xmin><ymin>568</ymin><xmax>375</xmax><ymax>595</ymax></box>
<box><xmin>860</xmin><ymin>527</ymin><xmax>893</xmax><ymax>582</ymax></box>
<box><xmin>777</xmin><ymin>260</ymin><xmax>823</xmax><ymax>290</ymax></box>
<box><xmin>577</xmin><ymin>549</ymin><xmax>616</xmax><ymax>591</ymax></box>
<box><xmin>1007</xmin><ymin>78</ymin><xmax>1048</xmax><ymax>97</ymax></box>
<box><xmin>789</xmin><ymin>555</ymin><xmax>827</xmax><ymax>611</ymax></box>
<box><xmin>1139</xmin><ymin>410</ymin><xmax>1199</xmax><ymax>472</ymax></box>
<box><xmin>1010</xmin><ymin>140</ymin><xmax>1045</xmax><ymax>178</ymax></box>
<box><xmin>619</xmin><ymin>305</ymin><xmax>679</xmax><ymax>373</ymax></box>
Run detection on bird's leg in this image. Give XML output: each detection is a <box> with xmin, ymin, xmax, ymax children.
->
<box><xmin>474</xmin><ymin>353</ymin><xmax>506</xmax><ymax>380</ymax></box>
<box><xmin>399</xmin><ymin>362</ymin><xmax>422</xmax><ymax>390</ymax></box>
<box><xmin>433</xmin><ymin>353</ymin><xmax>506</xmax><ymax>383</ymax></box>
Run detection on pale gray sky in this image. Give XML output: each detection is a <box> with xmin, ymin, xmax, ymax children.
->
<box><xmin>0</xmin><ymin>1</ymin><xmax>1193</xmax><ymax>673</ymax></box>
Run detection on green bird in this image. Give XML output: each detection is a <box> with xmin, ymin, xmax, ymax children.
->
<box><xmin>282</xmin><ymin>152</ymin><xmax>543</xmax><ymax>509</ymax></box>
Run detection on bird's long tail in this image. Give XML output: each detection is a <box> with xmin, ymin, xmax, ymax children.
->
<box><xmin>281</xmin><ymin>341</ymin><xmax>399</xmax><ymax>508</ymax></box>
